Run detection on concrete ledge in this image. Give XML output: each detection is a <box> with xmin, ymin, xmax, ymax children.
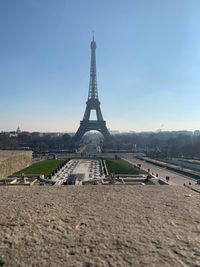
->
<box><xmin>0</xmin><ymin>150</ymin><xmax>32</xmax><ymax>180</ymax></box>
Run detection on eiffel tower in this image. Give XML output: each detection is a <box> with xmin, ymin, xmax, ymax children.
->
<box><xmin>73</xmin><ymin>37</ymin><xmax>110</xmax><ymax>143</ymax></box>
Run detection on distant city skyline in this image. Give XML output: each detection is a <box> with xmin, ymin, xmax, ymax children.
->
<box><xmin>1</xmin><ymin>0</ymin><xmax>200</xmax><ymax>132</ymax></box>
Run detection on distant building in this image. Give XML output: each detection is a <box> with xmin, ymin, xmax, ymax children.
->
<box><xmin>16</xmin><ymin>127</ymin><xmax>21</xmax><ymax>134</ymax></box>
<box><xmin>194</xmin><ymin>130</ymin><xmax>200</xmax><ymax>136</ymax></box>
<box><xmin>0</xmin><ymin>127</ymin><xmax>22</xmax><ymax>137</ymax></box>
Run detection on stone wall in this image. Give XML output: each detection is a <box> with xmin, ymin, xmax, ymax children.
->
<box><xmin>0</xmin><ymin>151</ymin><xmax>32</xmax><ymax>179</ymax></box>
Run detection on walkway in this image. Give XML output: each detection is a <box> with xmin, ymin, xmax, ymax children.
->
<box><xmin>123</xmin><ymin>156</ymin><xmax>197</xmax><ymax>186</ymax></box>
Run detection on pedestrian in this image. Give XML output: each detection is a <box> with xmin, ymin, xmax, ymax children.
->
<box><xmin>166</xmin><ymin>176</ymin><xmax>170</xmax><ymax>182</ymax></box>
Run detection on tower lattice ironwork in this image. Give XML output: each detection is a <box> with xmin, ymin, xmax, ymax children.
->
<box><xmin>73</xmin><ymin>37</ymin><xmax>110</xmax><ymax>142</ymax></box>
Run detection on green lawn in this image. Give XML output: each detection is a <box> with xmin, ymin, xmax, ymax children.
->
<box><xmin>105</xmin><ymin>159</ymin><xmax>146</xmax><ymax>175</ymax></box>
<box><xmin>15</xmin><ymin>159</ymin><xmax>66</xmax><ymax>178</ymax></box>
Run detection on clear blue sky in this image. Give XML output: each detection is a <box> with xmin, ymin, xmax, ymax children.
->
<box><xmin>0</xmin><ymin>0</ymin><xmax>200</xmax><ymax>132</ymax></box>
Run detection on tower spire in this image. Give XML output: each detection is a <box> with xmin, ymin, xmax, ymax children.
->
<box><xmin>88</xmin><ymin>35</ymin><xmax>98</xmax><ymax>100</ymax></box>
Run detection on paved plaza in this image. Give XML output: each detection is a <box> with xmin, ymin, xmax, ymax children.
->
<box><xmin>53</xmin><ymin>159</ymin><xmax>105</xmax><ymax>185</ymax></box>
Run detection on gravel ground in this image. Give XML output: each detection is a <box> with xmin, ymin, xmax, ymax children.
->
<box><xmin>0</xmin><ymin>185</ymin><xmax>200</xmax><ymax>267</ymax></box>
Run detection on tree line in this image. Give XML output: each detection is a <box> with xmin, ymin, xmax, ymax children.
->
<box><xmin>1</xmin><ymin>131</ymin><xmax>200</xmax><ymax>158</ymax></box>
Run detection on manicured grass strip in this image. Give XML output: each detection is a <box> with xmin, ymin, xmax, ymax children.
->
<box><xmin>15</xmin><ymin>159</ymin><xmax>66</xmax><ymax>178</ymax></box>
<box><xmin>105</xmin><ymin>159</ymin><xmax>146</xmax><ymax>175</ymax></box>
